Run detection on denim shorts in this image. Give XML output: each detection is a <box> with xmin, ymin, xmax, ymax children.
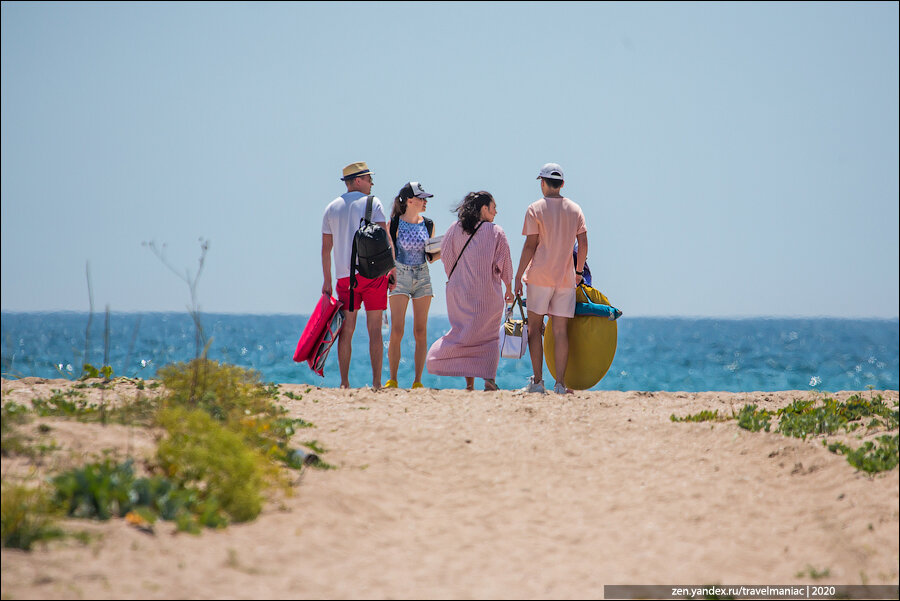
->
<box><xmin>389</xmin><ymin>262</ymin><xmax>433</xmax><ymax>299</ymax></box>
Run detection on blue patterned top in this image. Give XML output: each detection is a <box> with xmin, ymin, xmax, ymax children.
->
<box><xmin>396</xmin><ymin>219</ymin><xmax>428</xmax><ymax>265</ymax></box>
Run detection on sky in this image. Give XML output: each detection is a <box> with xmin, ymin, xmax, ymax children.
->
<box><xmin>2</xmin><ymin>1</ymin><xmax>898</xmax><ymax>318</ymax></box>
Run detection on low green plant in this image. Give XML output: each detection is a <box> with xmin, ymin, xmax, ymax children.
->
<box><xmin>52</xmin><ymin>457</ymin><xmax>139</xmax><ymax>520</ymax></box>
<box><xmin>840</xmin><ymin>394</ymin><xmax>897</xmax><ymax>427</ymax></box>
<box><xmin>296</xmin><ymin>440</ymin><xmax>336</xmax><ymax>470</ymax></box>
<box><xmin>827</xmin><ymin>435</ymin><xmax>899</xmax><ymax>473</ymax></box>
<box><xmin>81</xmin><ymin>363</ymin><xmax>113</xmax><ymax>381</ymax></box>
<box><xmin>105</xmin><ymin>391</ymin><xmax>159</xmax><ymax>427</ymax></box>
<box><xmin>776</xmin><ymin>394</ymin><xmax>898</xmax><ymax>440</ymax></box>
<box><xmin>670</xmin><ymin>409</ymin><xmax>729</xmax><ymax>423</ymax></box>
<box><xmin>796</xmin><ymin>565</ymin><xmax>831</xmax><ymax>580</ymax></box>
<box><xmin>1</xmin><ymin>401</ymin><xmax>32</xmax><ymax>456</ymax></box>
<box><xmin>724</xmin><ymin>394</ymin><xmax>899</xmax><ymax>473</ymax></box>
<box><xmin>1</xmin><ymin>483</ymin><xmax>65</xmax><ymax>550</ymax></box>
<box><xmin>50</xmin><ymin>457</ymin><xmax>229</xmax><ymax>532</ymax></box>
<box><xmin>300</xmin><ymin>440</ymin><xmax>328</xmax><ymax>455</ymax></box>
<box><xmin>737</xmin><ymin>404</ymin><xmax>772</xmax><ymax>432</ymax></box>
<box><xmin>2</xmin><ymin>401</ymin><xmax>30</xmax><ymax>426</ymax></box>
<box><xmin>2</xmin><ymin>404</ymin><xmax>61</xmax><ymax>459</ymax></box>
<box><xmin>776</xmin><ymin>401</ymin><xmax>846</xmax><ymax>440</ymax></box>
<box><xmin>26</xmin><ymin>387</ymin><xmax>158</xmax><ymax>427</ymax></box>
<box><xmin>30</xmin><ymin>389</ymin><xmax>96</xmax><ymax>418</ymax></box>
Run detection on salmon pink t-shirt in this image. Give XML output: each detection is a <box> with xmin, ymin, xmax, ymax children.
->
<box><xmin>521</xmin><ymin>196</ymin><xmax>587</xmax><ymax>288</ymax></box>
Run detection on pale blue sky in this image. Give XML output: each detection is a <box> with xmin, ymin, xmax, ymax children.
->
<box><xmin>2</xmin><ymin>1</ymin><xmax>898</xmax><ymax>317</ymax></box>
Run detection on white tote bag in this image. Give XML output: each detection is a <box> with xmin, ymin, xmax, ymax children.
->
<box><xmin>499</xmin><ymin>296</ymin><xmax>528</xmax><ymax>359</ymax></box>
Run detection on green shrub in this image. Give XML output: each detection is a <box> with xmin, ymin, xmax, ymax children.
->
<box><xmin>156</xmin><ymin>407</ymin><xmax>270</xmax><ymax>522</ymax></box>
<box><xmin>1</xmin><ymin>483</ymin><xmax>64</xmax><ymax>550</ymax></box>
<box><xmin>157</xmin><ymin>359</ymin><xmax>313</xmax><ymax>470</ymax></box>
<box><xmin>157</xmin><ymin>359</ymin><xmax>276</xmax><ymax>422</ymax></box>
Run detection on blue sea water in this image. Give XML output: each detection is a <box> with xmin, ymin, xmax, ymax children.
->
<box><xmin>1</xmin><ymin>312</ymin><xmax>897</xmax><ymax>392</ymax></box>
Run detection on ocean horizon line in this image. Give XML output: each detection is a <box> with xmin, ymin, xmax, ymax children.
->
<box><xmin>4</xmin><ymin>311</ymin><xmax>897</xmax><ymax>391</ymax></box>
<box><xmin>2</xmin><ymin>309</ymin><xmax>898</xmax><ymax>321</ymax></box>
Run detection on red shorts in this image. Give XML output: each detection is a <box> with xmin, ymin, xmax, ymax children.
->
<box><xmin>336</xmin><ymin>275</ymin><xmax>388</xmax><ymax>312</ymax></box>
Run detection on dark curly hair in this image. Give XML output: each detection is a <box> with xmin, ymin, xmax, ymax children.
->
<box><xmin>454</xmin><ymin>191</ymin><xmax>494</xmax><ymax>234</ymax></box>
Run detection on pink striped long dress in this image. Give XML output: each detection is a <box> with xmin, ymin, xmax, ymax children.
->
<box><xmin>426</xmin><ymin>220</ymin><xmax>513</xmax><ymax>380</ymax></box>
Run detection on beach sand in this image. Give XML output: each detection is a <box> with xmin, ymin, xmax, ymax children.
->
<box><xmin>1</xmin><ymin>378</ymin><xmax>898</xmax><ymax>599</ymax></box>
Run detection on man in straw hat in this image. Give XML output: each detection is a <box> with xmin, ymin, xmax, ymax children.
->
<box><xmin>321</xmin><ymin>161</ymin><xmax>395</xmax><ymax>388</ymax></box>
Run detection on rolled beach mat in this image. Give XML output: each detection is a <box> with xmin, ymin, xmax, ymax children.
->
<box><xmin>424</xmin><ymin>235</ymin><xmax>443</xmax><ymax>254</ymax></box>
<box><xmin>544</xmin><ymin>285</ymin><xmax>618</xmax><ymax>390</ymax></box>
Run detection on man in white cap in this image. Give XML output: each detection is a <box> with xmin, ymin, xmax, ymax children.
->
<box><xmin>321</xmin><ymin>161</ymin><xmax>395</xmax><ymax>388</ymax></box>
<box><xmin>514</xmin><ymin>162</ymin><xmax>588</xmax><ymax>394</ymax></box>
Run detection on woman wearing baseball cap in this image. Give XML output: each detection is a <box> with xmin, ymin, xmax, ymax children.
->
<box><xmin>384</xmin><ymin>182</ymin><xmax>439</xmax><ymax>389</ymax></box>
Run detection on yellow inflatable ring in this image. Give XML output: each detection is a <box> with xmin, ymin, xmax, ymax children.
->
<box><xmin>544</xmin><ymin>286</ymin><xmax>618</xmax><ymax>390</ymax></box>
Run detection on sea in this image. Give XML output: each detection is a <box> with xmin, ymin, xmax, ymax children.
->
<box><xmin>1</xmin><ymin>312</ymin><xmax>898</xmax><ymax>392</ymax></box>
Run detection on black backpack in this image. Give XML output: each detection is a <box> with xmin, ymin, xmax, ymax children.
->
<box><xmin>349</xmin><ymin>195</ymin><xmax>395</xmax><ymax>310</ymax></box>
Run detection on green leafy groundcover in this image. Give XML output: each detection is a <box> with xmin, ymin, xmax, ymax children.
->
<box><xmin>51</xmin><ymin>457</ymin><xmax>229</xmax><ymax>533</ymax></box>
<box><xmin>671</xmin><ymin>393</ymin><xmax>899</xmax><ymax>473</ymax></box>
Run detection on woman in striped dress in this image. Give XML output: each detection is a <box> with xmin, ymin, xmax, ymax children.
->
<box><xmin>426</xmin><ymin>191</ymin><xmax>514</xmax><ymax>391</ymax></box>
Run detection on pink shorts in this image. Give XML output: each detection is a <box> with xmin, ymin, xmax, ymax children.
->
<box><xmin>337</xmin><ymin>275</ymin><xmax>388</xmax><ymax>312</ymax></box>
<box><xmin>525</xmin><ymin>283</ymin><xmax>576</xmax><ymax>318</ymax></box>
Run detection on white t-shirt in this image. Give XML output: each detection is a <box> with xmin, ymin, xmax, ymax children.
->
<box><xmin>322</xmin><ymin>191</ymin><xmax>387</xmax><ymax>279</ymax></box>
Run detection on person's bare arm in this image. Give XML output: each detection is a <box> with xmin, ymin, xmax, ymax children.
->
<box><xmin>575</xmin><ymin>231</ymin><xmax>588</xmax><ymax>285</ymax></box>
<box><xmin>514</xmin><ymin>234</ymin><xmax>539</xmax><ymax>297</ymax></box>
<box><xmin>322</xmin><ymin>233</ymin><xmax>333</xmax><ymax>296</ymax></box>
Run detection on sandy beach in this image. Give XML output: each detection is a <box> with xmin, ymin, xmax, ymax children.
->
<box><xmin>1</xmin><ymin>378</ymin><xmax>898</xmax><ymax>599</ymax></box>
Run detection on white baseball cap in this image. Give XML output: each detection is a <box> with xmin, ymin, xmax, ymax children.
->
<box><xmin>402</xmin><ymin>182</ymin><xmax>434</xmax><ymax>199</ymax></box>
<box><xmin>536</xmin><ymin>163</ymin><xmax>565</xmax><ymax>180</ymax></box>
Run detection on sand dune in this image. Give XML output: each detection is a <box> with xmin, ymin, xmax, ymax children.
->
<box><xmin>2</xmin><ymin>378</ymin><xmax>898</xmax><ymax>599</ymax></box>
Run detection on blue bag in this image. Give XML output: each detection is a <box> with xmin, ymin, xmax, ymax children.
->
<box><xmin>574</xmin><ymin>285</ymin><xmax>622</xmax><ymax>320</ymax></box>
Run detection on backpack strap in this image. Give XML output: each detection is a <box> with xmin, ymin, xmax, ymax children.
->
<box><xmin>393</xmin><ymin>215</ymin><xmax>432</xmax><ymax>244</ymax></box>
<box><xmin>348</xmin><ymin>195</ymin><xmax>375</xmax><ymax>313</ymax></box>
<box><xmin>448</xmin><ymin>220</ymin><xmax>484</xmax><ymax>281</ymax></box>
<box><xmin>389</xmin><ymin>214</ymin><xmax>399</xmax><ymax>247</ymax></box>
<box><xmin>364</xmin><ymin>195</ymin><xmax>374</xmax><ymax>223</ymax></box>
<box><xmin>348</xmin><ymin>232</ymin><xmax>358</xmax><ymax>312</ymax></box>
